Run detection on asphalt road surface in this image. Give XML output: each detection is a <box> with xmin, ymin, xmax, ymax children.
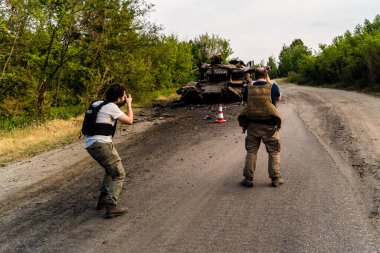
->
<box><xmin>1</xmin><ymin>83</ymin><xmax>379</xmax><ymax>252</ymax></box>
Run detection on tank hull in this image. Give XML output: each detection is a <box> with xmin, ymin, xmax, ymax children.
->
<box><xmin>177</xmin><ymin>60</ymin><xmax>253</xmax><ymax>104</ymax></box>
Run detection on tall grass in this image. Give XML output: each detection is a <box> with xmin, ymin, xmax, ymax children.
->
<box><xmin>0</xmin><ymin>117</ymin><xmax>83</xmax><ymax>166</ymax></box>
<box><xmin>0</xmin><ymin>105</ymin><xmax>84</xmax><ymax>134</ymax></box>
<box><xmin>133</xmin><ymin>87</ymin><xmax>181</xmax><ymax>106</ymax></box>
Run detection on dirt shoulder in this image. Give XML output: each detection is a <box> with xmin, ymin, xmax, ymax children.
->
<box><xmin>282</xmin><ymin>83</ymin><xmax>380</xmax><ymax>228</ymax></box>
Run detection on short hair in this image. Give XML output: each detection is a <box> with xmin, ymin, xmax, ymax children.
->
<box><xmin>254</xmin><ymin>67</ymin><xmax>268</xmax><ymax>79</ymax></box>
<box><xmin>105</xmin><ymin>83</ymin><xmax>126</xmax><ymax>102</ymax></box>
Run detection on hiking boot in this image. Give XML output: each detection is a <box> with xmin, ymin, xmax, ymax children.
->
<box><xmin>105</xmin><ymin>204</ymin><xmax>128</xmax><ymax>219</ymax></box>
<box><xmin>241</xmin><ymin>177</ymin><xmax>254</xmax><ymax>188</ymax></box>
<box><xmin>95</xmin><ymin>193</ymin><xmax>107</xmax><ymax>210</ymax></box>
<box><xmin>271</xmin><ymin>177</ymin><xmax>284</xmax><ymax>187</ymax></box>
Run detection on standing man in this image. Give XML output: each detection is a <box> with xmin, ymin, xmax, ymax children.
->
<box><xmin>82</xmin><ymin>83</ymin><xmax>133</xmax><ymax>218</ymax></box>
<box><xmin>238</xmin><ymin>67</ymin><xmax>283</xmax><ymax>187</ymax></box>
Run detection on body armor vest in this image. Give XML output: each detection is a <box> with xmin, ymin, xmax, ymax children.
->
<box><xmin>81</xmin><ymin>101</ymin><xmax>118</xmax><ymax>137</ymax></box>
<box><xmin>241</xmin><ymin>82</ymin><xmax>281</xmax><ymax>128</ymax></box>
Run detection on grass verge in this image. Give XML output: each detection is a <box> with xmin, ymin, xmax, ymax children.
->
<box><xmin>0</xmin><ymin>117</ymin><xmax>83</xmax><ymax>167</ymax></box>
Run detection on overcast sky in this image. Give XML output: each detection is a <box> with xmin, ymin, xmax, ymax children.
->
<box><xmin>147</xmin><ymin>0</ymin><xmax>380</xmax><ymax>64</ymax></box>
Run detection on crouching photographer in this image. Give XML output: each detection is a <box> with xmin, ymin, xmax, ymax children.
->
<box><xmin>82</xmin><ymin>83</ymin><xmax>133</xmax><ymax>219</ymax></box>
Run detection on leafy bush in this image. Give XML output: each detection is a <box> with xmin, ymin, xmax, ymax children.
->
<box><xmin>47</xmin><ymin>106</ymin><xmax>84</xmax><ymax>120</ymax></box>
<box><xmin>297</xmin><ymin>15</ymin><xmax>380</xmax><ymax>90</ymax></box>
<box><xmin>0</xmin><ymin>116</ymin><xmax>35</xmax><ymax>133</ymax></box>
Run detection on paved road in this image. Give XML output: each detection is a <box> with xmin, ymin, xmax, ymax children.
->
<box><xmin>95</xmin><ymin>106</ymin><xmax>379</xmax><ymax>253</ymax></box>
<box><xmin>1</xmin><ymin>85</ymin><xmax>379</xmax><ymax>252</ymax></box>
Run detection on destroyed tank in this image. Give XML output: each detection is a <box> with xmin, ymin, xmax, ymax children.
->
<box><xmin>176</xmin><ymin>55</ymin><xmax>254</xmax><ymax>104</ymax></box>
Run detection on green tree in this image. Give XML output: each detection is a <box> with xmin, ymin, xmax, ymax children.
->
<box><xmin>32</xmin><ymin>0</ymin><xmax>85</xmax><ymax>118</ymax></box>
<box><xmin>190</xmin><ymin>33</ymin><xmax>233</xmax><ymax>64</ymax></box>
<box><xmin>0</xmin><ymin>0</ymin><xmax>234</xmax><ymax>131</ymax></box>
<box><xmin>0</xmin><ymin>0</ymin><xmax>42</xmax><ymax>118</ymax></box>
<box><xmin>278</xmin><ymin>39</ymin><xmax>311</xmax><ymax>76</ymax></box>
<box><xmin>297</xmin><ymin>15</ymin><xmax>380</xmax><ymax>90</ymax></box>
<box><xmin>266</xmin><ymin>56</ymin><xmax>278</xmax><ymax>78</ymax></box>
<box><xmin>77</xmin><ymin>0</ymin><xmax>157</xmax><ymax>104</ymax></box>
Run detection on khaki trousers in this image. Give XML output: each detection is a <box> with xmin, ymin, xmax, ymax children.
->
<box><xmin>243</xmin><ymin>123</ymin><xmax>281</xmax><ymax>180</ymax></box>
<box><xmin>86</xmin><ymin>142</ymin><xmax>125</xmax><ymax>205</ymax></box>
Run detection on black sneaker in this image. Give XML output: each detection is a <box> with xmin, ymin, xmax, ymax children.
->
<box><xmin>241</xmin><ymin>178</ymin><xmax>254</xmax><ymax>188</ymax></box>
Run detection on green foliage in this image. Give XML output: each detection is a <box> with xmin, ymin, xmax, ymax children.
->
<box><xmin>0</xmin><ymin>0</ymin><xmax>216</xmax><ymax>130</ymax></box>
<box><xmin>47</xmin><ymin>105</ymin><xmax>84</xmax><ymax>120</ymax></box>
<box><xmin>0</xmin><ymin>116</ymin><xmax>33</xmax><ymax>133</ymax></box>
<box><xmin>190</xmin><ymin>33</ymin><xmax>233</xmax><ymax>64</ymax></box>
<box><xmin>266</xmin><ymin>56</ymin><xmax>278</xmax><ymax>78</ymax></box>
<box><xmin>278</xmin><ymin>39</ymin><xmax>312</xmax><ymax>77</ymax></box>
<box><xmin>297</xmin><ymin>15</ymin><xmax>380</xmax><ymax>91</ymax></box>
<box><xmin>0</xmin><ymin>104</ymin><xmax>84</xmax><ymax>132</ymax></box>
<box><xmin>286</xmin><ymin>71</ymin><xmax>310</xmax><ymax>84</ymax></box>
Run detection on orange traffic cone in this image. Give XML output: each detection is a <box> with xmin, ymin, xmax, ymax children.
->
<box><xmin>216</xmin><ymin>104</ymin><xmax>226</xmax><ymax>123</ymax></box>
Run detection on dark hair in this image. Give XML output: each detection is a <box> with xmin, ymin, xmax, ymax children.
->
<box><xmin>105</xmin><ymin>83</ymin><xmax>126</xmax><ymax>102</ymax></box>
<box><xmin>254</xmin><ymin>67</ymin><xmax>268</xmax><ymax>79</ymax></box>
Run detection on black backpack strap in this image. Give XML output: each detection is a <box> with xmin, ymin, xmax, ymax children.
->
<box><xmin>112</xmin><ymin>119</ymin><xmax>118</xmax><ymax>137</ymax></box>
<box><xmin>91</xmin><ymin>100</ymin><xmax>110</xmax><ymax>111</ymax></box>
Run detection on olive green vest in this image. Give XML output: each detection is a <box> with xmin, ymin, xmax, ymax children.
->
<box><xmin>239</xmin><ymin>82</ymin><xmax>281</xmax><ymax>128</ymax></box>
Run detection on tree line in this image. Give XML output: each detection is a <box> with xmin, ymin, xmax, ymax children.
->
<box><xmin>0</xmin><ymin>0</ymin><xmax>232</xmax><ymax>130</ymax></box>
<box><xmin>276</xmin><ymin>15</ymin><xmax>380</xmax><ymax>91</ymax></box>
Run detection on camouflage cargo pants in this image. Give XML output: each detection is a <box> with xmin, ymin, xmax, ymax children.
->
<box><xmin>243</xmin><ymin>123</ymin><xmax>281</xmax><ymax>180</ymax></box>
<box><xmin>86</xmin><ymin>142</ymin><xmax>126</xmax><ymax>205</ymax></box>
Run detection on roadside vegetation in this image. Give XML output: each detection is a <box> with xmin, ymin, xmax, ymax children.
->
<box><xmin>0</xmin><ymin>117</ymin><xmax>82</xmax><ymax>166</ymax></box>
<box><xmin>276</xmin><ymin>15</ymin><xmax>380</xmax><ymax>92</ymax></box>
<box><xmin>0</xmin><ymin>1</ymin><xmax>233</xmax><ymax>130</ymax></box>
